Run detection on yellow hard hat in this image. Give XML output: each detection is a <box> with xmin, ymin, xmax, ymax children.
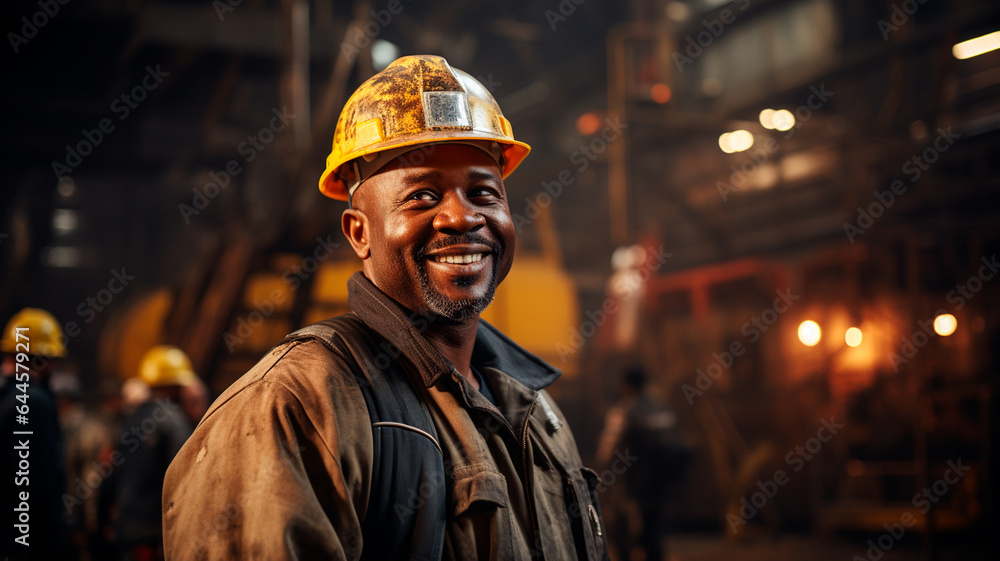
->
<box><xmin>138</xmin><ymin>345</ymin><xmax>197</xmax><ymax>387</ymax></box>
<box><xmin>1</xmin><ymin>307</ymin><xmax>66</xmax><ymax>358</ymax></box>
<box><xmin>319</xmin><ymin>54</ymin><xmax>531</xmax><ymax>201</ymax></box>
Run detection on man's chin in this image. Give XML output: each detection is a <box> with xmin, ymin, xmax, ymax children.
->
<box><xmin>423</xmin><ymin>286</ymin><xmax>496</xmax><ymax>322</ymax></box>
<box><xmin>415</xmin><ymin>252</ymin><xmax>500</xmax><ymax>321</ymax></box>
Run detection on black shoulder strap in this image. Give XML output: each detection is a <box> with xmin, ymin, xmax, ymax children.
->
<box><xmin>282</xmin><ymin>315</ymin><xmax>446</xmax><ymax>561</ymax></box>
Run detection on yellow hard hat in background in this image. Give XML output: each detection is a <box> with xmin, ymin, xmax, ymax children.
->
<box><xmin>319</xmin><ymin>54</ymin><xmax>531</xmax><ymax>201</ymax></box>
<box><xmin>1</xmin><ymin>307</ymin><xmax>67</xmax><ymax>358</ymax></box>
<box><xmin>139</xmin><ymin>345</ymin><xmax>197</xmax><ymax>387</ymax></box>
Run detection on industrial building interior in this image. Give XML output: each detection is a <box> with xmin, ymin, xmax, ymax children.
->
<box><xmin>2</xmin><ymin>0</ymin><xmax>998</xmax><ymax>559</ymax></box>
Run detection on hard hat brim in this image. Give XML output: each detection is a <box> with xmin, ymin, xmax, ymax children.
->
<box><xmin>319</xmin><ymin>135</ymin><xmax>531</xmax><ymax>201</ymax></box>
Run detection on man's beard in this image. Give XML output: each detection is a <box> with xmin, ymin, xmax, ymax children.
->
<box><xmin>413</xmin><ymin>234</ymin><xmax>504</xmax><ymax>321</ymax></box>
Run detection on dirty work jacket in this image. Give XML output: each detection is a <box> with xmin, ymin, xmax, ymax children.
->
<box><xmin>162</xmin><ymin>272</ymin><xmax>607</xmax><ymax>560</ymax></box>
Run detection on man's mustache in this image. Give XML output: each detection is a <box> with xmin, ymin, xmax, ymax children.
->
<box><xmin>416</xmin><ymin>234</ymin><xmax>504</xmax><ymax>258</ymax></box>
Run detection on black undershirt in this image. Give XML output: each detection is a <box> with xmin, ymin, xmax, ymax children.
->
<box><xmin>471</xmin><ymin>366</ymin><xmax>496</xmax><ymax>405</ymax></box>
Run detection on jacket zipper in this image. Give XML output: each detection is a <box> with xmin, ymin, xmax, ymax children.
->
<box><xmin>460</xmin><ymin>377</ymin><xmax>541</xmax><ymax>560</ymax></box>
<box><xmin>520</xmin><ymin>398</ymin><xmax>539</xmax><ymax>560</ymax></box>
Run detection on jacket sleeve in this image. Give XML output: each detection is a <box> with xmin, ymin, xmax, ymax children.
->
<box><xmin>162</xmin><ymin>341</ymin><xmax>373</xmax><ymax>561</ymax></box>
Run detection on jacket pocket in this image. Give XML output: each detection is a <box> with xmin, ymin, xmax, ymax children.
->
<box><xmin>566</xmin><ymin>467</ymin><xmax>608</xmax><ymax>561</ymax></box>
<box><xmin>449</xmin><ymin>469</ymin><xmax>512</xmax><ymax>560</ymax></box>
<box><xmin>451</xmin><ymin>468</ymin><xmax>508</xmax><ymax>516</ymax></box>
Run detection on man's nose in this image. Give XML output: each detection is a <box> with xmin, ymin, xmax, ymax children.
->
<box><xmin>433</xmin><ymin>193</ymin><xmax>485</xmax><ymax>234</ymax></box>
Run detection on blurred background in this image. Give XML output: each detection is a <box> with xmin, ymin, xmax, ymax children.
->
<box><xmin>2</xmin><ymin>0</ymin><xmax>998</xmax><ymax>559</ymax></box>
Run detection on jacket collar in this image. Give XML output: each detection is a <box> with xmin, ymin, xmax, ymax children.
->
<box><xmin>347</xmin><ymin>272</ymin><xmax>561</xmax><ymax>390</ymax></box>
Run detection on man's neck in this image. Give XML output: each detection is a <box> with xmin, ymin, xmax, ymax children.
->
<box><xmin>422</xmin><ymin>317</ymin><xmax>480</xmax><ymax>390</ymax></box>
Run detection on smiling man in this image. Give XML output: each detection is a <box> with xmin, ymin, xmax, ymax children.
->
<box><xmin>163</xmin><ymin>55</ymin><xmax>607</xmax><ymax>561</ymax></box>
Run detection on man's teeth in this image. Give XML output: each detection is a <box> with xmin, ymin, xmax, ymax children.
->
<box><xmin>433</xmin><ymin>253</ymin><xmax>484</xmax><ymax>264</ymax></box>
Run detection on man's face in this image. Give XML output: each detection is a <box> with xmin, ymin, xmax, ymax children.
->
<box><xmin>344</xmin><ymin>143</ymin><xmax>516</xmax><ymax>321</ymax></box>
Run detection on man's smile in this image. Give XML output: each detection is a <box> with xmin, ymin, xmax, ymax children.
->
<box><xmin>431</xmin><ymin>252</ymin><xmax>485</xmax><ymax>264</ymax></box>
<box><xmin>411</xmin><ymin>235</ymin><xmax>504</xmax><ymax>318</ymax></box>
<box><xmin>425</xmin><ymin>242</ymin><xmax>493</xmax><ymax>268</ymax></box>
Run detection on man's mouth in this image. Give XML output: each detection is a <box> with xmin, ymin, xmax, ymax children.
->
<box><xmin>432</xmin><ymin>252</ymin><xmax>485</xmax><ymax>265</ymax></box>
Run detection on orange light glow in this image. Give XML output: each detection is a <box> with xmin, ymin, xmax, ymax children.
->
<box><xmin>576</xmin><ymin>112</ymin><xmax>602</xmax><ymax>135</ymax></box>
<box><xmin>845</xmin><ymin>327</ymin><xmax>863</xmax><ymax>347</ymax></box>
<box><xmin>933</xmin><ymin>314</ymin><xmax>957</xmax><ymax>336</ymax></box>
<box><xmin>650</xmin><ymin>83</ymin><xmax>672</xmax><ymax>104</ymax></box>
<box><xmin>798</xmin><ymin>320</ymin><xmax>821</xmax><ymax>346</ymax></box>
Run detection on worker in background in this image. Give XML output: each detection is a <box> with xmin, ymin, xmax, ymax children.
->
<box><xmin>0</xmin><ymin>308</ymin><xmax>76</xmax><ymax>560</ymax></box>
<box><xmin>597</xmin><ymin>367</ymin><xmax>691</xmax><ymax>561</ymax></box>
<box><xmin>163</xmin><ymin>55</ymin><xmax>608</xmax><ymax>560</ymax></box>
<box><xmin>108</xmin><ymin>346</ymin><xmax>196</xmax><ymax>561</ymax></box>
<box><xmin>178</xmin><ymin>377</ymin><xmax>209</xmax><ymax>427</ymax></box>
<box><xmin>54</xmin><ymin>371</ymin><xmax>117</xmax><ymax>561</ymax></box>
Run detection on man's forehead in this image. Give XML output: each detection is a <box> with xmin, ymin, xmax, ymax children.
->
<box><xmin>378</xmin><ymin>144</ymin><xmax>503</xmax><ymax>179</ymax></box>
<box><xmin>394</xmin><ymin>166</ymin><xmax>502</xmax><ymax>185</ymax></box>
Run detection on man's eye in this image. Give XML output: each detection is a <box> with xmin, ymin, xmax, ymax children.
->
<box><xmin>409</xmin><ymin>191</ymin><xmax>438</xmax><ymax>202</ymax></box>
<box><xmin>469</xmin><ymin>187</ymin><xmax>499</xmax><ymax>199</ymax></box>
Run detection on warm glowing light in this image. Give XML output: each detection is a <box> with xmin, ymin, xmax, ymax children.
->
<box><xmin>845</xmin><ymin>327</ymin><xmax>863</xmax><ymax>347</ymax></box>
<box><xmin>650</xmin><ymin>83</ymin><xmax>672</xmax><ymax>104</ymax></box>
<box><xmin>934</xmin><ymin>314</ymin><xmax>957</xmax><ymax>336</ymax></box>
<box><xmin>798</xmin><ymin>320</ymin><xmax>821</xmax><ymax>346</ymax></box>
<box><xmin>729</xmin><ymin>130</ymin><xmax>753</xmax><ymax>151</ymax></box>
<box><xmin>952</xmin><ymin>30</ymin><xmax>1000</xmax><ymax>60</ymax></box>
<box><xmin>718</xmin><ymin>132</ymin><xmax>733</xmax><ymax>153</ymax></box>
<box><xmin>576</xmin><ymin>112</ymin><xmax>602</xmax><ymax>135</ymax></box>
<box><xmin>720</xmin><ymin>130</ymin><xmax>753</xmax><ymax>153</ymax></box>
<box><xmin>772</xmin><ymin>109</ymin><xmax>795</xmax><ymax>131</ymax></box>
<box><xmin>759</xmin><ymin>109</ymin><xmax>775</xmax><ymax>129</ymax></box>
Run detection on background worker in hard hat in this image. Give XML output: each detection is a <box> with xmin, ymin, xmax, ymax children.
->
<box><xmin>106</xmin><ymin>346</ymin><xmax>196</xmax><ymax>561</ymax></box>
<box><xmin>0</xmin><ymin>308</ymin><xmax>76</xmax><ymax>561</ymax></box>
<box><xmin>163</xmin><ymin>55</ymin><xmax>608</xmax><ymax>560</ymax></box>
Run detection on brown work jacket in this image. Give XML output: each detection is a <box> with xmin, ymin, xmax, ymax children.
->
<box><xmin>162</xmin><ymin>272</ymin><xmax>607</xmax><ymax>560</ymax></box>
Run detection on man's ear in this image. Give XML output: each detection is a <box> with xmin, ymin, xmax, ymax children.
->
<box><xmin>341</xmin><ymin>208</ymin><xmax>371</xmax><ymax>259</ymax></box>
